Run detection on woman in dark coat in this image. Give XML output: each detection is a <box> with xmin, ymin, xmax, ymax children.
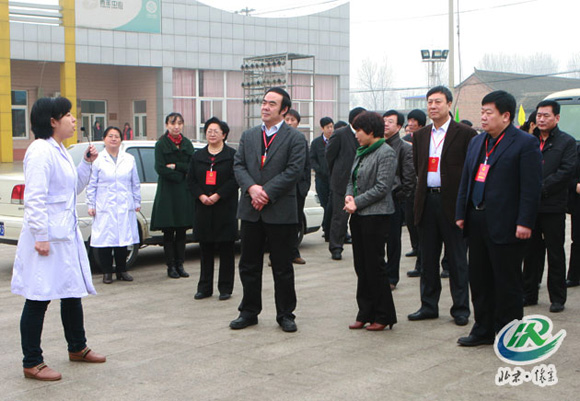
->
<box><xmin>150</xmin><ymin>112</ymin><xmax>195</xmax><ymax>279</ymax></box>
<box><xmin>188</xmin><ymin>117</ymin><xmax>239</xmax><ymax>300</ymax></box>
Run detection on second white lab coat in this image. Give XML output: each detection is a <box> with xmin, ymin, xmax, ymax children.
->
<box><xmin>86</xmin><ymin>149</ymin><xmax>141</xmax><ymax>247</ymax></box>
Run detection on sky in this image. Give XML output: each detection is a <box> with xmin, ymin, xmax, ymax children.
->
<box><xmin>201</xmin><ymin>0</ymin><xmax>579</xmax><ymax>91</ymax></box>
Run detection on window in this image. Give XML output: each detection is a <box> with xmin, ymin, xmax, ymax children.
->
<box><xmin>126</xmin><ymin>147</ymin><xmax>158</xmax><ymax>183</ymax></box>
<box><xmin>12</xmin><ymin>90</ymin><xmax>28</xmax><ymax>139</ymax></box>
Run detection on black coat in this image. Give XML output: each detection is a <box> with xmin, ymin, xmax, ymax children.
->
<box><xmin>150</xmin><ymin>134</ymin><xmax>195</xmax><ymax>230</ymax></box>
<box><xmin>310</xmin><ymin>134</ymin><xmax>329</xmax><ymax>179</ymax></box>
<box><xmin>534</xmin><ymin>125</ymin><xmax>577</xmax><ymax>213</ymax></box>
<box><xmin>188</xmin><ymin>144</ymin><xmax>239</xmax><ymax>242</ymax></box>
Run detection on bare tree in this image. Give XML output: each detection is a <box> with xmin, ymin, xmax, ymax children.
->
<box><xmin>478</xmin><ymin>53</ymin><xmax>559</xmax><ymax>75</ymax></box>
<box><xmin>354</xmin><ymin>57</ymin><xmax>394</xmax><ymax>111</ymax></box>
<box><xmin>567</xmin><ymin>52</ymin><xmax>580</xmax><ymax>78</ymax></box>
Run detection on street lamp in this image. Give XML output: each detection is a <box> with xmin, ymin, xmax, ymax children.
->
<box><xmin>421</xmin><ymin>49</ymin><xmax>449</xmax><ymax>87</ymax></box>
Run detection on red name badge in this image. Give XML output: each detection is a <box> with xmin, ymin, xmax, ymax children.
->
<box><xmin>475</xmin><ymin>164</ymin><xmax>489</xmax><ymax>182</ymax></box>
<box><xmin>206</xmin><ymin>170</ymin><xmax>217</xmax><ymax>185</ymax></box>
<box><xmin>261</xmin><ymin>155</ymin><xmax>266</xmax><ymax>169</ymax></box>
<box><xmin>428</xmin><ymin>157</ymin><xmax>439</xmax><ymax>172</ymax></box>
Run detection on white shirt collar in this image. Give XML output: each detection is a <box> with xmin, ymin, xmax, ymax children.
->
<box><xmin>262</xmin><ymin>120</ymin><xmax>285</xmax><ymax>137</ymax></box>
<box><xmin>432</xmin><ymin>117</ymin><xmax>451</xmax><ymax>134</ymax></box>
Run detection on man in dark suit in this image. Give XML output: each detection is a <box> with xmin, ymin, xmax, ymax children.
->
<box><xmin>383</xmin><ymin>110</ymin><xmax>415</xmax><ymax>289</ymax></box>
<box><xmin>310</xmin><ymin>117</ymin><xmax>334</xmax><ymax>240</ymax></box>
<box><xmin>284</xmin><ymin>109</ymin><xmax>311</xmax><ymax>265</ymax></box>
<box><xmin>522</xmin><ymin>100</ymin><xmax>577</xmax><ymax>313</ymax></box>
<box><xmin>408</xmin><ymin>86</ymin><xmax>475</xmax><ymax>326</ymax></box>
<box><xmin>231</xmin><ymin>87</ymin><xmax>307</xmax><ymax>332</ymax></box>
<box><xmin>455</xmin><ymin>90</ymin><xmax>542</xmax><ymax>346</ymax></box>
<box><xmin>326</xmin><ymin>107</ymin><xmax>366</xmax><ymax>260</ymax></box>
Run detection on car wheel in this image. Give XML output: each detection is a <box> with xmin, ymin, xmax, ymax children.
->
<box><xmin>296</xmin><ymin>215</ymin><xmax>305</xmax><ymax>246</ymax></box>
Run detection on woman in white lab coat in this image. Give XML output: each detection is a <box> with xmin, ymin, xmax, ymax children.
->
<box><xmin>11</xmin><ymin>97</ymin><xmax>106</xmax><ymax>382</ymax></box>
<box><xmin>87</xmin><ymin>126</ymin><xmax>141</xmax><ymax>284</ymax></box>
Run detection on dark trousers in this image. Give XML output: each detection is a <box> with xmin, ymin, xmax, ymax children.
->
<box><xmin>417</xmin><ymin>193</ymin><xmax>470</xmax><ymax>317</ymax></box>
<box><xmin>96</xmin><ymin>246</ymin><xmax>128</xmax><ymax>274</ymax></box>
<box><xmin>238</xmin><ymin>220</ymin><xmax>296</xmax><ymax>322</ymax></box>
<box><xmin>163</xmin><ymin>228</ymin><xmax>187</xmax><ymax>267</ymax></box>
<box><xmin>198</xmin><ymin>241</ymin><xmax>235</xmax><ymax>295</ymax></box>
<box><xmin>329</xmin><ymin>191</ymin><xmax>349</xmax><ymax>252</ymax></box>
<box><xmin>315</xmin><ymin>176</ymin><xmax>331</xmax><ymax>236</ymax></box>
<box><xmin>385</xmin><ymin>198</ymin><xmax>403</xmax><ymax>285</ymax></box>
<box><xmin>20</xmin><ymin>298</ymin><xmax>87</xmax><ymax>368</ymax></box>
<box><xmin>350</xmin><ymin>214</ymin><xmax>397</xmax><ymax>325</ymax></box>
<box><xmin>467</xmin><ymin>209</ymin><xmax>525</xmax><ymax>339</ymax></box>
<box><xmin>404</xmin><ymin>197</ymin><xmax>419</xmax><ymax>252</ymax></box>
<box><xmin>292</xmin><ymin>193</ymin><xmax>307</xmax><ymax>259</ymax></box>
<box><xmin>523</xmin><ymin>213</ymin><xmax>567</xmax><ymax>305</ymax></box>
<box><xmin>568</xmin><ymin>211</ymin><xmax>580</xmax><ymax>282</ymax></box>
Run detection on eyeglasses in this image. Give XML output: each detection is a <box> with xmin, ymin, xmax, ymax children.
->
<box><xmin>206</xmin><ymin>130</ymin><xmax>222</xmax><ymax>135</ymax></box>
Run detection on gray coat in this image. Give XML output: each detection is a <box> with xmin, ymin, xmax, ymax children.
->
<box><xmin>346</xmin><ymin>142</ymin><xmax>397</xmax><ymax>216</ymax></box>
<box><xmin>234</xmin><ymin>122</ymin><xmax>307</xmax><ymax>224</ymax></box>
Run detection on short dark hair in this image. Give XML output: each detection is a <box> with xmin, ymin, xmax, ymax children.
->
<box><xmin>481</xmin><ymin>90</ymin><xmax>516</xmax><ymax>123</ymax></box>
<box><xmin>165</xmin><ymin>112</ymin><xmax>184</xmax><ymax>125</ymax></box>
<box><xmin>348</xmin><ymin>107</ymin><xmax>366</xmax><ymax>125</ymax></box>
<box><xmin>383</xmin><ymin>110</ymin><xmax>404</xmax><ymax>127</ymax></box>
<box><xmin>266</xmin><ymin>87</ymin><xmax>292</xmax><ymax>114</ymax></box>
<box><xmin>352</xmin><ymin>111</ymin><xmax>384</xmax><ymax>138</ymax></box>
<box><xmin>320</xmin><ymin>117</ymin><xmax>334</xmax><ymax>128</ymax></box>
<box><xmin>285</xmin><ymin>108</ymin><xmax>301</xmax><ymax>124</ymax></box>
<box><xmin>426</xmin><ymin>86</ymin><xmax>453</xmax><ymax>103</ymax></box>
<box><xmin>30</xmin><ymin>97</ymin><xmax>72</xmax><ymax>139</ymax></box>
<box><xmin>204</xmin><ymin>116</ymin><xmax>230</xmax><ymax>140</ymax></box>
<box><xmin>103</xmin><ymin>126</ymin><xmax>123</xmax><ymax>141</ymax></box>
<box><xmin>407</xmin><ymin>109</ymin><xmax>427</xmax><ymax>127</ymax></box>
<box><xmin>536</xmin><ymin>99</ymin><xmax>560</xmax><ymax>116</ymax></box>
<box><xmin>334</xmin><ymin>120</ymin><xmax>348</xmax><ymax>129</ymax></box>
<box><xmin>459</xmin><ymin>119</ymin><xmax>473</xmax><ymax>127</ymax></box>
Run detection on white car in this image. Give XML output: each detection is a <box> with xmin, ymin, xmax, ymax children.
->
<box><xmin>0</xmin><ymin>140</ymin><xmax>323</xmax><ymax>270</ymax></box>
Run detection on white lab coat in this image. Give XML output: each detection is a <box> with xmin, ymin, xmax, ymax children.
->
<box><xmin>86</xmin><ymin>149</ymin><xmax>141</xmax><ymax>247</ymax></box>
<box><xmin>11</xmin><ymin>138</ymin><xmax>96</xmax><ymax>301</ymax></box>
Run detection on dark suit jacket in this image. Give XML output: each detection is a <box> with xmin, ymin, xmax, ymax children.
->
<box><xmin>234</xmin><ymin>122</ymin><xmax>307</xmax><ymax>225</ymax></box>
<box><xmin>386</xmin><ymin>134</ymin><xmax>415</xmax><ymax>201</ymax></box>
<box><xmin>413</xmin><ymin>119</ymin><xmax>476</xmax><ymax>226</ymax></box>
<box><xmin>455</xmin><ymin>124</ymin><xmax>542</xmax><ymax>244</ymax></box>
<box><xmin>326</xmin><ymin>125</ymin><xmax>359</xmax><ymax>195</ymax></box>
<box><xmin>310</xmin><ymin>134</ymin><xmax>329</xmax><ymax>179</ymax></box>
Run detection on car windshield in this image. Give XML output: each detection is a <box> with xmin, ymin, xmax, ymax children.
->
<box><xmin>68</xmin><ymin>143</ymin><xmax>105</xmax><ymax>165</ymax></box>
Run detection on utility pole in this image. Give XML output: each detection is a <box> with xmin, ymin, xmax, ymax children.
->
<box><xmin>235</xmin><ymin>7</ymin><xmax>255</xmax><ymax>16</ymax></box>
<box><xmin>448</xmin><ymin>0</ymin><xmax>454</xmax><ymax>92</ymax></box>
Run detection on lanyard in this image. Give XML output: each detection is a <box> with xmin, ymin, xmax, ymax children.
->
<box><xmin>539</xmin><ymin>137</ymin><xmax>547</xmax><ymax>151</ymax></box>
<box><xmin>209</xmin><ymin>156</ymin><xmax>215</xmax><ymax>172</ymax></box>
<box><xmin>263</xmin><ymin>129</ymin><xmax>277</xmax><ymax>158</ymax></box>
<box><xmin>484</xmin><ymin>132</ymin><xmax>505</xmax><ymax>164</ymax></box>
<box><xmin>431</xmin><ymin>130</ymin><xmax>446</xmax><ymax>154</ymax></box>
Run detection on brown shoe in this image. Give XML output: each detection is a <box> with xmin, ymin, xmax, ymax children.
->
<box><xmin>293</xmin><ymin>257</ymin><xmax>306</xmax><ymax>265</ymax></box>
<box><xmin>69</xmin><ymin>347</ymin><xmax>106</xmax><ymax>363</ymax></box>
<box><xmin>348</xmin><ymin>321</ymin><xmax>366</xmax><ymax>329</ymax></box>
<box><xmin>23</xmin><ymin>363</ymin><xmax>62</xmax><ymax>381</ymax></box>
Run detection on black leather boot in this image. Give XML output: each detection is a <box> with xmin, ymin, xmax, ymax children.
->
<box><xmin>174</xmin><ymin>230</ymin><xmax>188</xmax><ymax>277</ymax></box>
<box><xmin>167</xmin><ymin>264</ymin><xmax>180</xmax><ymax>279</ymax></box>
<box><xmin>163</xmin><ymin>231</ymin><xmax>179</xmax><ymax>278</ymax></box>
<box><xmin>175</xmin><ymin>263</ymin><xmax>189</xmax><ymax>278</ymax></box>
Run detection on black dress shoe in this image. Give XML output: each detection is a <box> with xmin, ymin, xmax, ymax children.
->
<box><xmin>566</xmin><ymin>279</ymin><xmax>580</xmax><ymax>288</ymax></box>
<box><xmin>218</xmin><ymin>293</ymin><xmax>231</xmax><ymax>301</ymax></box>
<box><xmin>279</xmin><ymin>317</ymin><xmax>297</xmax><ymax>332</ymax></box>
<box><xmin>167</xmin><ymin>265</ymin><xmax>180</xmax><ymax>279</ymax></box>
<box><xmin>331</xmin><ymin>250</ymin><xmax>342</xmax><ymax>260</ymax></box>
<box><xmin>405</xmin><ymin>249</ymin><xmax>418</xmax><ymax>257</ymax></box>
<box><xmin>230</xmin><ymin>316</ymin><xmax>258</xmax><ymax>330</ymax></box>
<box><xmin>194</xmin><ymin>292</ymin><xmax>212</xmax><ymax>300</ymax></box>
<box><xmin>103</xmin><ymin>273</ymin><xmax>113</xmax><ymax>284</ymax></box>
<box><xmin>175</xmin><ymin>264</ymin><xmax>189</xmax><ymax>278</ymax></box>
<box><xmin>406</xmin><ymin>269</ymin><xmax>421</xmax><ymax>278</ymax></box>
<box><xmin>457</xmin><ymin>335</ymin><xmax>494</xmax><ymax>347</ymax></box>
<box><xmin>440</xmin><ymin>269</ymin><xmax>450</xmax><ymax>278</ymax></box>
<box><xmin>116</xmin><ymin>271</ymin><xmax>133</xmax><ymax>281</ymax></box>
<box><xmin>407</xmin><ymin>310</ymin><xmax>438</xmax><ymax>321</ymax></box>
<box><xmin>454</xmin><ymin>316</ymin><xmax>469</xmax><ymax>326</ymax></box>
<box><xmin>549</xmin><ymin>302</ymin><xmax>565</xmax><ymax>313</ymax></box>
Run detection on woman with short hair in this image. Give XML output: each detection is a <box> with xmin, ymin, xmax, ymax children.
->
<box><xmin>344</xmin><ymin>111</ymin><xmax>398</xmax><ymax>331</ymax></box>
<box><xmin>87</xmin><ymin>126</ymin><xmax>141</xmax><ymax>284</ymax></box>
<box><xmin>12</xmin><ymin>97</ymin><xmax>106</xmax><ymax>381</ymax></box>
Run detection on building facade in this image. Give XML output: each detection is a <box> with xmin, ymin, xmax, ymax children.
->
<box><xmin>2</xmin><ymin>0</ymin><xmax>350</xmax><ymax>161</ymax></box>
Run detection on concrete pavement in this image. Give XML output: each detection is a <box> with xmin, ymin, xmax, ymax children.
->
<box><xmin>0</xmin><ymin>230</ymin><xmax>578</xmax><ymax>401</ymax></box>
